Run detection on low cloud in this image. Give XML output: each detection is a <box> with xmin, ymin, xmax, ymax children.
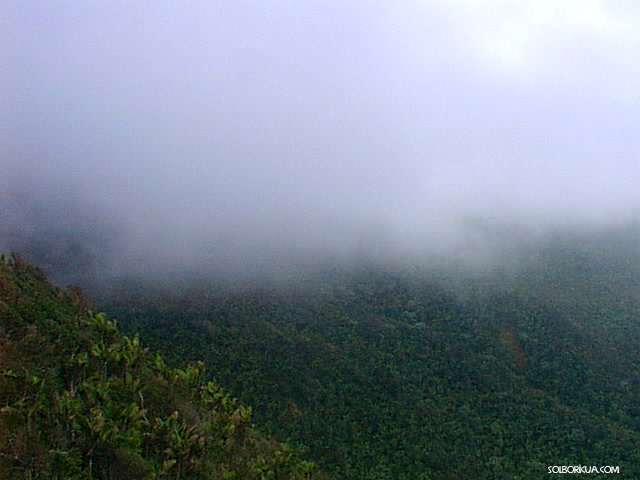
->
<box><xmin>2</xmin><ymin>1</ymin><xmax>639</xmax><ymax>282</ymax></box>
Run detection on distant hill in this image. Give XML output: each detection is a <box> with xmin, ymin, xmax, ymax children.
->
<box><xmin>0</xmin><ymin>254</ymin><xmax>322</xmax><ymax>479</ymax></box>
<box><xmin>101</xmin><ymin>229</ymin><xmax>640</xmax><ymax>479</ymax></box>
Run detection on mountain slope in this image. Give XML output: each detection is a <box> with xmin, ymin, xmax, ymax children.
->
<box><xmin>0</xmin><ymin>254</ymin><xmax>322</xmax><ymax>479</ymax></box>
<box><xmin>104</xmin><ymin>248</ymin><xmax>640</xmax><ymax>479</ymax></box>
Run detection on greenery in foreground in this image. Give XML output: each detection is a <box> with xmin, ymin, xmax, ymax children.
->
<box><xmin>104</xmin><ymin>229</ymin><xmax>640</xmax><ymax>480</ymax></box>
<box><xmin>0</xmin><ymin>254</ymin><xmax>321</xmax><ymax>479</ymax></box>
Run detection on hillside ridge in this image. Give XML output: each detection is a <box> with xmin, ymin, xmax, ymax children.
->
<box><xmin>0</xmin><ymin>253</ymin><xmax>322</xmax><ymax>479</ymax></box>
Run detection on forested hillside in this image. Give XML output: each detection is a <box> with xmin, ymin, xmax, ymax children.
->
<box><xmin>2</xmin><ymin>230</ymin><xmax>639</xmax><ymax>479</ymax></box>
<box><xmin>0</xmin><ymin>254</ymin><xmax>321</xmax><ymax>479</ymax></box>
<box><xmin>102</xmin><ymin>230</ymin><xmax>640</xmax><ymax>480</ymax></box>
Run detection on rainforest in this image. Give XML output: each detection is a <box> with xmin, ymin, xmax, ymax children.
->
<box><xmin>3</xmin><ymin>1</ymin><xmax>640</xmax><ymax>478</ymax></box>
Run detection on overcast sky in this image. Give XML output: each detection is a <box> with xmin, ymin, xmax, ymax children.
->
<box><xmin>2</xmin><ymin>1</ymin><xmax>640</xmax><ymax>274</ymax></box>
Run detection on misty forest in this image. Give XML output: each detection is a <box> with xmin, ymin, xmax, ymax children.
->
<box><xmin>2</xmin><ymin>2</ymin><xmax>640</xmax><ymax>479</ymax></box>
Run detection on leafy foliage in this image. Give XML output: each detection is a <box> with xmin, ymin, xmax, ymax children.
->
<box><xmin>0</xmin><ymin>253</ymin><xmax>321</xmax><ymax>480</ymax></box>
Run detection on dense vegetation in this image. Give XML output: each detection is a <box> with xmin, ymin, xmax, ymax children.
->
<box><xmin>102</xmin><ymin>228</ymin><xmax>640</xmax><ymax>479</ymax></box>
<box><xmin>2</xmin><ymin>226</ymin><xmax>639</xmax><ymax>479</ymax></box>
<box><xmin>0</xmin><ymin>254</ymin><xmax>321</xmax><ymax>479</ymax></box>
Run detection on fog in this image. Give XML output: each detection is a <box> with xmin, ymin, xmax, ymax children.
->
<box><xmin>2</xmin><ymin>1</ymin><xmax>640</xmax><ymax>284</ymax></box>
